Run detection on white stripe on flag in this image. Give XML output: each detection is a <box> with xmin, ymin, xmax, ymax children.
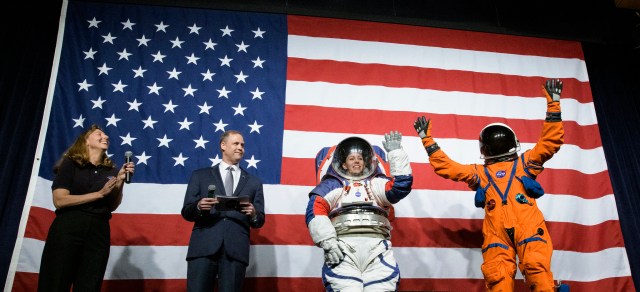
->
<box><xmin>282</xmin><ymin>130</ymin><xmax>608</xmax><ymax>174</ymax></box>
<box><xmin>32</xmin><ymin>177</ymin><xmax>618</xmax><ymax>225</ymax></box>
<box><xmin>285</xmin><ymin>81</ymin><xmax>597</xmax><ymax>126</ymax></box>
<box><xmin>287</xmin><ymin>36</ymin><xmax>590</xmax><ymax>82</ymax></box>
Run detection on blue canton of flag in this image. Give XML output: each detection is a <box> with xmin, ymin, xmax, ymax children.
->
<box><xmin>40</xmin><ymin>1</ymin><xmax>288</xmax><ymax>184</ymax></box>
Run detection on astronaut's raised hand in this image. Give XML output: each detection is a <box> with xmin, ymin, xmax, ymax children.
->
<box><xmin>543</xmin><ymin>79</ymin><xmax>562</xmax><ymax>103</ymax></box>
<box><xmin>320</xmin><ymin>237</ymin><xmax>344</xmax><ymax>266</ymax></box>
<box><xmin>414</xmin><ymin>116</ymin><xmax>440</xmax><ymax>155</ymax></box>
<box><xmin>413</xmin><ymin>116</ymin><xmax>431</xmax><ymax>139</ymax></box>
<box><xmin>543</xmin><ymin>79</ymin><xmax>563</xmax><ymax>122</ymax></box>
<box><xmin>382</xmin><ymin>131</ymin><xmax>402</xmax><ymax>152</ymax></box>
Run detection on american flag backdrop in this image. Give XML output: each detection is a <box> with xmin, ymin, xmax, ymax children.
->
<box><xmin>6</xmin><ymin>0</ymin><xmax>635</xmax><ymax>291</ymax></box>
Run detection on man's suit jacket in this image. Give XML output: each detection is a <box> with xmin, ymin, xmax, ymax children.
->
<box><xmin>181</xmin><ymin>164</ymin><xmax>265</xmax><ymax>265</ymax></box>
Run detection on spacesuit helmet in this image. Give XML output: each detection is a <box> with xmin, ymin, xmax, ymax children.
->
<box><xmin>479</xmin><ymin>122</ymin><xmax>520</xmax><ymax>160</ymax></box>
<box><xmin>331</xmin><ymin>136</ymin><xmax>377</xmax><ymax>180</ymax></box>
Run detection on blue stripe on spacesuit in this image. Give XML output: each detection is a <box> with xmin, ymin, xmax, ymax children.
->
<box><xmin>322</xmin><ymin>264</ymin><xmax>364</xmax><ymax>286</ymax></box>
<box><xmin>305</xmin><ymin>178</ymin><xmax>344</xmax><ymax>225</ymax></box>
<box><xmin>482</xmin><ymin>242</ymin><xmax>510</xmax><ymax>253</ymax></box>
<box><xmin>305</xmin><ymin>195</ymin><xmax>319</xmax><ymax>225</ymax></box>
<box><xmin>364</xmin><ymin>253</ymin><xmax>400</xmax><ymax>288</ymax></box>
<box><xmin>322</xmin><ymin>269</ymin><xmax>338</xmax><ymax>292</ymax></box>
<box><xmin>385</xmin><ymin>174</ymin><xmax>413</xmax><ymax>204</ymax></box>
<box><xmin>517</xmin><ymin>237</ymin><xmax>547</xmax><ymax>246</ymax></box>
<box><xmin>310</xmin><ymin>177</ymin><xmax>343</xmax><ymax>199</ymax></box>
<box><xmin>471</xmin><ymin>173</ymin><xmax>480</xmax><ymax>189</ymax></box>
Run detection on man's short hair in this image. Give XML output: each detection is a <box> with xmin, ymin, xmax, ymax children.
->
<box><xmin>220</xmin><ymin>130</ymin><xmax>242</xmax><ymax>147</ymax></box>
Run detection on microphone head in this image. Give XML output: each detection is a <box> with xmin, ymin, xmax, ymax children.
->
<box><xmin>208</xmin><ymin>185</ymin><xmax>216</xmax><ymax>192</ymax></box>
<box><xmin>124</xmin><ymin>151</ymin><xmax>133</xmax><ymax>158</ymax></box>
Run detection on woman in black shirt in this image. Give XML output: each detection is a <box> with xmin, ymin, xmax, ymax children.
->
<box><xmin>38</xmin><ymin>124</ymin><xmax>135</xmax><ymax>292</ymax></box>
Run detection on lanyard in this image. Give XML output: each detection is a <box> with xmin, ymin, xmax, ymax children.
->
<box><xmin>484</xmin><ymin>159</ymin><xmax>518</xmax><ymax>205</ymax></box>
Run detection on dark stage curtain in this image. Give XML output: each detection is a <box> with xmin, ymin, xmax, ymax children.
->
<box><xmin>0</xmin><ymin>0</ymin><xmax>63</xmax><ymax>286</ymax></box>
<box><xmin>584</xmin><ymin>42</ymin><xmax>640</xmax><ymax>289</ymax></box>
<box><xmin>0</xmin><ymin>0</ymin><xmax>638</xmax><ymax>289</ymax></box>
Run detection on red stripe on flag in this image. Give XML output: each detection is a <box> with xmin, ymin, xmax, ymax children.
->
<box><xmin>25</xmin><ymin>208</ymin><xmax>622</xmax><ymax>252</ymax></box>
<box><xmin>103</xmin><ymin>279</ymin><xmax>186</xmax><ymax>291</ymax></box>
<box><xmin>283</xmin><ymin>104</ymin><xmax>603</xmax><ymax>149</ymax></box>
<box><xmin>12</xmin><ymin>272</ymin><xmax>635</xmax><ymax>292</ymax></box>
<box><xmin>287</xmin><ymin>15</ymin><xmax>585</xmax><ymax>59</ymax></box>
<box><xmin>280</xmin><ymin>157</ymin><xmax>316</xmax><ymax>185</ymax></box>
<box><xmin>534</xmin><ymin>169</ymin><xmax>613</xmax><ymax>200</ymax></box>
<box><xmin>287</xmin><ymin>58</ymin><xmax>594</xmax><ymax>103</ymax></box>
<box><xmin>558</xmin><ymin>278</ymin><xmax>637</xmax><ymax>292</ymax></box>
<box><xmin>400</xmin><ymin>164</ymin><xmax>471</xmax><ymax>192</ymax></box>
<box><xmin>399</xmin><ymin>277</ymin><xmax>637</xmax><ymax>292</ymax></box>
<box><xmin>24</xmin><ymin>208</ymin><xmax>316</xmax><ymax>247</ymax></box>
<box><xmin>24</xmin><ymin>207</ymin><xmax>194</xmax><ymax>245</ymax></box>
<box><xmin>391</xmin><ymin>217</ymin><xmax>483</xmax><ymax>248</ymax></box>
<box><xmin>23</xmin><ymin>206</ymin><xmax>55</xmax><ymax>241</ymax></box>
<box><xmin>412</xmin><ymin>165</ymin><xmax>613</xmax><ymax>200</ymax></box>
<box><xmin>110</xmin><ymin>214</ymin><xmax>193</xmax><ymax>245</ymax></box>
<box><xmin>11</xmin><ymin>272</ymin><xmax>37</xmax><ymax>292</ymax></box>
<box><xmin>281</xmin><ymin>158</ymin><xmax>614</xmax><ymax>199</ymax></box>
<box><xmin>11</xmin><ymin>272</ymin><xmax>186</xmax><ymax>292</ymax></box>
<box><xmin>546</xmin><ymin>220</ymin><xmax>627</xmax><ymax>252</ymax></box>
<box><xmin>392</xmin><ymin>218</ymin><xmax>622</xmax><ymax>253</ymax></box>
<box><xmin>252</xmin><ymin>214</ymin><xmax>314</xmax><ymax>245</ymax></box>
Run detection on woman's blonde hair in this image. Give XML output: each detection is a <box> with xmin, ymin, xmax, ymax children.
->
<box><xmin>53</xmin><ymin>124</ymin><xmax>114</xmax><ymax>173</ymax></box>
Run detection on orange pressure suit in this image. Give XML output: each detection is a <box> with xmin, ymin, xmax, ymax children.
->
<box><xmin>417</xmin><ymin>83</ymin><xmax>563</xmax><ymax>291</ymax></box>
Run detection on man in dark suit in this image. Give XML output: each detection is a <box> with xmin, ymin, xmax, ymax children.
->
<box><xmin>181</xmin><ymin>130</ymin><xmax>265</xmax><ymax>292</ymax></box>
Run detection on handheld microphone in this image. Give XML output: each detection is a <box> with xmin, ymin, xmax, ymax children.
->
<box><xmin>207</xmin><ymin>185</ymin><xmax>216</xmax><ymax>198</ymax></box>
<box><xmin>124</xmin><ymin>151</ymin><xmax>133</xmax><ymax>184</ymax></box>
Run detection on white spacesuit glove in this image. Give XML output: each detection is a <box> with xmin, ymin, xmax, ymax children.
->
<box><xmin>320</xmin><ymin>237</ymin><xmax>345</xmax><ymax>266</ymax></box>
<box><xmin>382</xmin><ymin>131</ymin><xmax>402</xmax><ymax>152</ymax></box>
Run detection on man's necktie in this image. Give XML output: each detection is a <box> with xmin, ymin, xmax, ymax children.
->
<box><xmin>224</xmin><ymin>166</ymin><xmax>234</xmax><ymax>196</ymax></box>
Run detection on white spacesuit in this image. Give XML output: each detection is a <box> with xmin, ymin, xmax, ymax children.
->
<box><xmin>305</xmin><ymin>132</ymin><xmax>413</xmax><ymax>291</ymax></box>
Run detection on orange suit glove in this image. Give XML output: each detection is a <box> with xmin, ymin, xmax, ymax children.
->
<box><xmin>414</xmin><ymin>116</ymin><xmax>439</xmax><ymax>155</ymax></box>
<box><xmin>542</xmin><ymin>79</ymin><xmax>562</xmax><ymax>120</ymax></box>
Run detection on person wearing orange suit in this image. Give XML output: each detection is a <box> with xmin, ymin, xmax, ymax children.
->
<box><xmin>413</xmin><ymin>79</ymin><xmax>568</xmax><ymax>292</ymax></box>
